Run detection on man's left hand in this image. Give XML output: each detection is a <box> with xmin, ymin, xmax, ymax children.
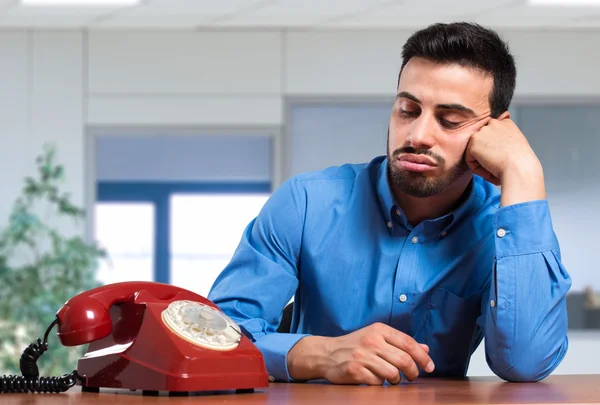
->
<box><xmin>465</xmin><ymin>117</ymin><xmax>546</xmax><ymax>207</ymax></box>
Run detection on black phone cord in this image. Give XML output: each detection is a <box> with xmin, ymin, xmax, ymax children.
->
<box><xmin>0</xmin><ymin>317</ymin><xmax>86</xmax><ymax>393</ymax></box>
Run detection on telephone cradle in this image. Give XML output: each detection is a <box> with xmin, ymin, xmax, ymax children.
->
<box><xmin>0</xmin><ymin>281</ymin><xmax>269</xmax><ymax>395</ymax></box>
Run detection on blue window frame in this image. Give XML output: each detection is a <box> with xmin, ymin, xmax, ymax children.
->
<box><xmin>97</xmin><ymin>181</ymin><xmax>271</xmax><ymax>284</ymax></box>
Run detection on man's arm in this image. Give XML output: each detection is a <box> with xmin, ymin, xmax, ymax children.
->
<box><xmin>208</xmin><ymin>177</ymin><xmax>435</xmax><ymax>385</ymax></box>
<box><xmin>466</xmin><ymin>117</ymin><xmax>572</xmax><ymax>382</ymax></box>
<box><xmin>478</xmin><ymin>200</ymin><xmax>571</xmax><ymax>382</ymax></box>
<box><xmin>207</xmin><ymin>178</ymin><xmax>311</xmax><ymax>382</ymax></box>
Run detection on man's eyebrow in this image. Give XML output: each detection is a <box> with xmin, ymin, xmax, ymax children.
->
<box><xmin>437</xmin><ymin>103</ymin><xmax>476</xmax><ymax>117</ymax></box>
<box><xmin>396</xmin><ymin>91</ymin><xmax>420</xmax><ymax>104</ymax></box>
<box><xmin>396</xmin><ymin>91</ymin><xmax>477</xmax><ymax>117</ymax></box>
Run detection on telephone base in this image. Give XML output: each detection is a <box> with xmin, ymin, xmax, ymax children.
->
<box><xmin>168</xmin><ymin>391</ymin><xmax>190</xmax><ymax>397</ymax></box>
<box><xmin>76</xmin><ymin>301</ymin><xmax>269</xmax><ymax>394</ymax></box>
<box><xmin>81</xmin><ymin>387</ymin><xmax>257</xmax><ymax>397</ymax></box>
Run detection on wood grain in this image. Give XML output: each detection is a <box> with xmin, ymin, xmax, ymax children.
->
<box><xmin>1</xmin><ymin>375</ymin><xmax>599</xmax><ymax>404</ymax></box>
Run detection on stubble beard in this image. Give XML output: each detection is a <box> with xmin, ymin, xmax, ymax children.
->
<box><xmin>386</xmin><ymin>131</ymin><xmax>470</xmax><ymax>198</ymax></box>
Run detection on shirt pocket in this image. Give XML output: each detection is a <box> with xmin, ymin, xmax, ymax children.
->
<box><xmin>424</xmin><ymin>287</ymin><xmax>481</xmax><ymax>377</ymax></box>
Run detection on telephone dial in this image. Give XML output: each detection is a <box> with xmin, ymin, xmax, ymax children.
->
<box><xmin>0</xmin><ymin>281</ymin><xmax>269</xmax><ymax>395</ymax></box>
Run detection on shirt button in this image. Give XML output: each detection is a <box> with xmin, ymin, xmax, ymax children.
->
<box><xmin>268</xmin><ymin>375</ymin><xmax>275</xmax><ymax>382</ymax></box>
<box><xmin>396</xmin><ymin>208</ymin><xmax>401</xmax><ymax>216</ymax></box>
<box><xmin>490</xmin><ymin>300</ymin><xmax>496</xmax><ymax>308</ymax></box>
<box><xmin>497</xmin><ymin>228</ymin><xmax>506</xmax><ymax>238</ymax></box>
<box><xmin>387</xmin><ymin>221</ymin><xmax>393</xmax><ymax>228</ymax></box>
<box><xmin>411</xmin><ymin>236</ymin><xmax>419</xmax><ymax>244</ymax></box>
<box><xmin>441</xmin><ymin>231</ymin><xmax>447</xmax><ymax>237</ymax></box>
<box><xmin>399</xmin><ymin>294</ymin><xmax>407</xmax><ymax>302</ymax></box>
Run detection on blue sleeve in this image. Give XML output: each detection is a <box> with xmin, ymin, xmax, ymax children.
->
<box><xmin>207</xmin><ymin>178</ymin><xmax>311</xmax><ymax>382</ymax></box>
<box><xmin>479</xmin><ymin>200</ymin><xmax>572</xmax><ymax>382</ymax></box>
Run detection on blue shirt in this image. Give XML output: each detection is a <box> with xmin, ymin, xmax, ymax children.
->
<box><xmin>208</xmin><ymin>156</ymin><xmax>571</xmax><ymax>383</ymax></box>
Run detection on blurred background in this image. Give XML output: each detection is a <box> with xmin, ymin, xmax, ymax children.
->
<box><xmin>0</xmin><ymin>0</ymin><xmax>598</xmax><ymax>379</ymax></box>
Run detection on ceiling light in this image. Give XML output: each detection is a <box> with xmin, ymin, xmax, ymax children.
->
<box><xmin>528</xmin><ymin>0</ymin><xmax>600</xmax><ymax>5</ymax></box>
<box><xmin>21</xmin><ymin>0</ymin><xmax>141</xmax><ymax>6</ymax></box>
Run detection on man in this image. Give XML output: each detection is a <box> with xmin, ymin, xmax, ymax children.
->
<box><xmin>207</xmin><ymin>22</ymin><xmax>571</xmax><ymax>385</ymax></box>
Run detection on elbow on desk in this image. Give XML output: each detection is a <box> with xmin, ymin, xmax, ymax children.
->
<box><xmin>492</xmin><ymin>364</ymin><xmax>549</xmax><ymax>383</ymax></box>
<box><xmin>488</xmin><ymin>338</ymin><xmax>569</xmax><ymax>383</ymax></box>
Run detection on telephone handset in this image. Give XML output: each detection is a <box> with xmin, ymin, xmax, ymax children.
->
<box><xmin>0</xmin><ymin>281</ymin><xmax>268</xmax><ymax>395</ymax></box>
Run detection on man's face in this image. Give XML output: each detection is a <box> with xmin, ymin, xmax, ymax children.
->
<box><xmin>387</xmin><ymin>57</ymin><xmax>493</xmax><ymax>198</ymax></box>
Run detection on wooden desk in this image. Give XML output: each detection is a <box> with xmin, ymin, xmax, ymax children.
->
<box><xmin>1</xmin><ymin>375</ymin><xmax>599</xmax><ymax>404</ymax></box>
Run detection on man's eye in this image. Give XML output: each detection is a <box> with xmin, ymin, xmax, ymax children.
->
<box><xmin>400</xmin><ymin>109</ymin><xmax>419</xmax><ymax>118</ymax></box>
<box><xmin>439</xmin><ymin>118</ymin><xmax>461</xmax><ymax>129</ymax></box>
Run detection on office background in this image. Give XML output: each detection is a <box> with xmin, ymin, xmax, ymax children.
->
<box><xmin>0</xmin><ymin>0</ymin><xmax>599</xmax><ymax>377</ymax></box>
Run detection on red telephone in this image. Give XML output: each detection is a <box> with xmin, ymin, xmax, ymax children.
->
<box><xmin>0</xmin><ymin>281</ymin><xmax>269</xmax><ymax>396</ymax></box>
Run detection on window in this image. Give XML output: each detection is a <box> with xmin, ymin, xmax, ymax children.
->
<box><xmin>95</xmin><ymin>183</ymin><xmax>271</xmax><ymax>291</ymax></box>
<box><xmin>169</xmin><ymin>193</ymin><xmax>270</xmax><ymax>296</ymax></box>
<box><xmin>93</xmin><ymin>132</ymin><xmax>275</xmax><ymax>289</ymax></box>
<box><xmin>94</xmin><ymin>202</ymin><xmax>155</xmax><ymax>285</ymax></box>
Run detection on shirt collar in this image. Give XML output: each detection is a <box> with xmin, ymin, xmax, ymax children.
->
<box><xmin>372</xmin><ymin>155</ymin><xmax>485</xmax><ymax>238</ymax></box>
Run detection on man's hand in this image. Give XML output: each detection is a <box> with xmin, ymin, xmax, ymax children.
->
<box><xmin>287</xmin><ymin>322</ymin><xmax>434</xmax><ymax>385</ymax></box>
<box><xmin>465</xmin><ymin>117</ymin><xmax>546</xmax><ymax>207</ymax></box>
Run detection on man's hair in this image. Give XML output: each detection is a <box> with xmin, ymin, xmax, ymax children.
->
<box><xmin>399</xmin><ymin>22</ymin><xmax>516</xmax><ymax>118</ymax></box>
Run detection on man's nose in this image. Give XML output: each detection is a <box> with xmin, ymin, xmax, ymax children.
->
<box><xmin>407</xmin><ymin>114</ymin><xmax>436</xmax><ymax>149</ymax></box>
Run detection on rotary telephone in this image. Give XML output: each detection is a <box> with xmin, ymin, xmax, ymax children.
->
<box><xmin>0</xmin><ymin>281</ymin><xmax>268</xmax><ymax>395</ymax></box>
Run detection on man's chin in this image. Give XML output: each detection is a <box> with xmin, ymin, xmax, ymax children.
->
<box><xmin>395</xmin><ymin>181</ymin><xmax>442</xmax><ymax>198</ymax></box>
<box><xmin>390</xmin><ymin>170</ymin><xmax>455</xmax><ymax>198</ymax></box>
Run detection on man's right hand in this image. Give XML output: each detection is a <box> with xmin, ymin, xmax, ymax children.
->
<box><xmin>286</xmin><ymin>322</ymin><xmax>435</xmax><ymax>385</ymax></box>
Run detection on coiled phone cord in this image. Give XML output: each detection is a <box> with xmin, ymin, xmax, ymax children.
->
<box><xmin>0</xmin><ymin>317</ymin><xmax>86</xmax><ymax>393</ymax></box>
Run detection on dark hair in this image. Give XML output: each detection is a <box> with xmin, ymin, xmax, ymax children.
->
<box><xmin>399</xmin><ymin>22</ymin><xmax>516</xmax><ymax>118</ymax></box>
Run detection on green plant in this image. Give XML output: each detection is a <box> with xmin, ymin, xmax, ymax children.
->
<box><xmin>0</xmin><ymin>144</ymin><xmax>106</xmax><ymax>376</ymax></box>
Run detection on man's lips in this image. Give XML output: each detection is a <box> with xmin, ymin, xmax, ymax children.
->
<box><xmin>396</xmin><ymin>154</ymin><xmax>439</xmax><ymax>172</ymax></box>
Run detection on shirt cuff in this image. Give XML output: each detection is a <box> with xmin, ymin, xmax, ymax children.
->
<box><xmin>493</xmin><ymin>200</ymin><xmax>559</xmax><ymax>259</ymax></box>
<box><xmin>254</xmin><ymin>333</ymin><xmax>312</xmax><ymax>382</ymax></box>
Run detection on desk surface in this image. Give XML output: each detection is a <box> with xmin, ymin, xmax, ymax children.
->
<box><xmin>1</xmin><ymin>375</ymin><xmax>599</xmax><ymax>404</ymax></box>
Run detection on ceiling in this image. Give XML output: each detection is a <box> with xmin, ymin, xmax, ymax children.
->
<box><xmin>1</xmin><ymin>0</ymin><xmax>600</xmax><ymax>29</ymax></box>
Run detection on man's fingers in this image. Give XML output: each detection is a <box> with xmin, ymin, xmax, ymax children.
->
<box><xmin>376</xmin><ymin>345</ymin><xmax>420</xmax><ymax>381</ymax></box>
<box><xmin>358</xmin><ymin>367</ymin><xmax>385</xmax><ymax>386</ymax></box>
<box><xmin>419</xmin><ymin>343</ymin><xmax>429</xmax><ymax>353</ymax></box>
<box><xmin>384</xmin><ymin>330</ymin><xmax>434</xmax><ymax>374</ymax></box>
<box><xmin>473</xmin><ymin>166</ymin><xmax>501</xmax><ymax>185</ymax></box>
<box><xmin>465</xmin><ymin>154</ymin><xmax>501</xmax><ymax>185</ymax></box>
<box><xmin>471</xmin><ymin>115</ymin><xmax>493</xmax><ymax>132</ymax></box>
<box><xmin>450</xmin><ymin>113</ymin><xmax>491</xmax><ymax>132</ymax></box>
<box><xmin>364</xmin><ymin>354</ymin><xmax>402</xmax><ymax>385</ymax></box>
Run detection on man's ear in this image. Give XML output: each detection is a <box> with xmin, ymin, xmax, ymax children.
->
<box><xmin>498</xmin><ymin>110</ymin><xmax>511</xmax><ymax>120</ymax></box>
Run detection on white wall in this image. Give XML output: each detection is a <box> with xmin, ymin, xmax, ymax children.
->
<box><xmin>87</xmin><ymin>31</ymin><xmax>283</xmax><ymax>126</ymax></box>
<box><xmin>0</xmin><ymin>31</ymin><xmax>83</xmax><ymax>237</ymax></box>
<box><xmin>0</xmin><ymin>27</ymin><xmax>599</xmax><ymax>376</ymax></box>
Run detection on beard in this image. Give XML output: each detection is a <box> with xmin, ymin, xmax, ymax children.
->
<box><xmin>387</xmin><ymin>132</ymin><xmax>470</xmax><ymax>198</ymax></box>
